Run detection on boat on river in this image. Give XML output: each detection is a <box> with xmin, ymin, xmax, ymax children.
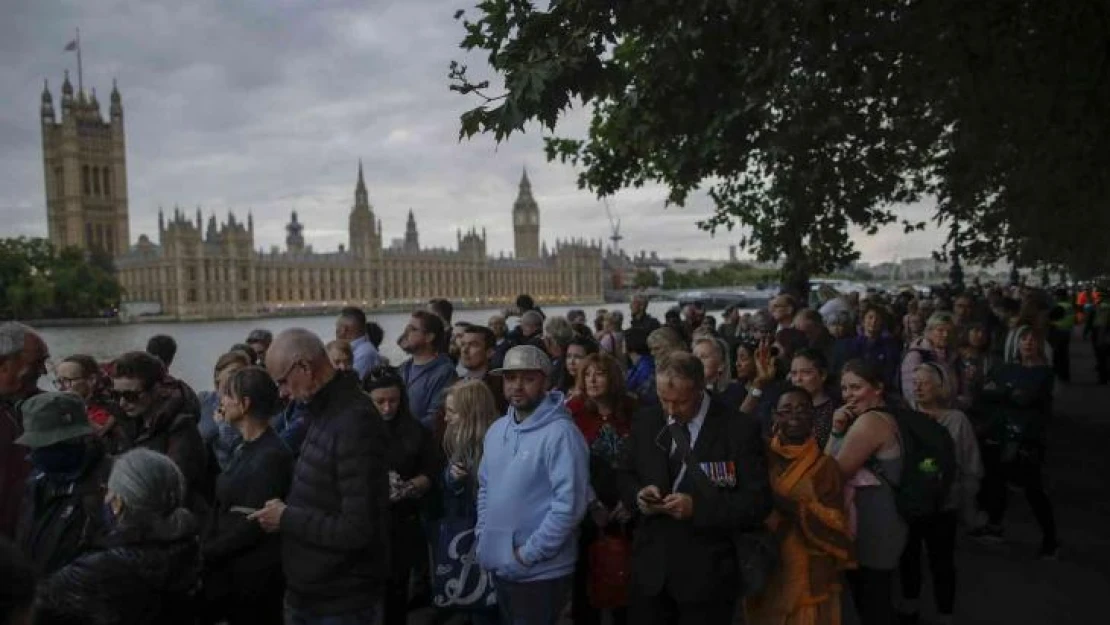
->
<box><xmin>675</xmin><ymin>288</ymin><xmax>778</xmax><ymax>311</ymax></box>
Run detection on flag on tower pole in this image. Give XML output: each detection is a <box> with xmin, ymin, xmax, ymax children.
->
<box><xmin>63</xmin><ymin>28</ymin><xmax>83</xmax><ymax>95</ymax></box>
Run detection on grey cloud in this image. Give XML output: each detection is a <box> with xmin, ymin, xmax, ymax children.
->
<box><xmin>0</xmin><ymin>0</ymin><xmax>943</xmax><ymax>262</ymax></box>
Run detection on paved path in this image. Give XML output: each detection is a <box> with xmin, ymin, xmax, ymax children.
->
<box><xmin>949</xmin><ymin>336</ymin><xmax>1110</xmax><ymax>625</ymax></box>
<box><xmin>412</xmin><ymin>336</ymin><xmax>1110</xmax><ymax>624</ymax></box>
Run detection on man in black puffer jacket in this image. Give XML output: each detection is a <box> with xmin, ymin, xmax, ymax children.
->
<box><xmin>253</xmin><ymin>328</ymin><xmax>390</xmax><ymax>624</ymax></box>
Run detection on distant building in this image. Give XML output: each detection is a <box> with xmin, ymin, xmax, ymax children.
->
<box><xmin>900</xmin><ymin>257</ymin><xmax>944</xmax><ymax>280</ymax></box>
<box><xmin>513</xmin><ymin>170</ymin><xmax>541</xmax><ymax>259</ymax></box>
<box><xmin>665</xmin><ymin>257</ymin><xmax>734</xmax><ymax>274</ymax></box>
<box><xmin>40</xmin><ymin>73</ymin><xmax>129</xmax><ymax>257</ymax></box>
<box><xmin>38</xmin><ymin>74</ymin><xmax>603</xmax><ymax>319</ymax></box>
<box><xmin>114</xmin><ymin>166</ymin><xmax>603</xmax><ymax>319</ymax></box>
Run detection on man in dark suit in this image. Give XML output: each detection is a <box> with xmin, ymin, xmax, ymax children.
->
<box><xmin>619</xmin><ymin>352</ymin><xmax>771</xmax><ymax>625</ymax></box>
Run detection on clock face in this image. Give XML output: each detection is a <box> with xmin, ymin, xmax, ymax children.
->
<box><xmin>515</xmin><ymin>210</ymin><xmax>538</xmax><ymax>227</ymax></box>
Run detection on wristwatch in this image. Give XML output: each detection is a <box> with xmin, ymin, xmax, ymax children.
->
<box><xmin>748</xmin><ymin>386</ymin><xmax>763</xmax><ymax>398</ymax></box>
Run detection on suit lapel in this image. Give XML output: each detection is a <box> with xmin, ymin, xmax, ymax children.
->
<box><xmin>644</xmin><ymin>410</ymin><xmax>673</xmax><ymax>490</ymax></box>
<box><xmin>691</xmin><ymin>401</ymin><xmax>726</xmax><ymax>460</ymax></box>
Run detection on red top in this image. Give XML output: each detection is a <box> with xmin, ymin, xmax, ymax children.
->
<box><xmin>87</xmin><ymin>403</ymin><xmax>114</xmax><ymax>427</ymax></box>
<box><xmin>566</xmin><ymin>395</ymin><xmax>634</xmax><ymax>462</ymax></box>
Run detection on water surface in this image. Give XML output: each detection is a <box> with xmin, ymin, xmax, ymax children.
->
<box><xmin>37</xmin><ymin>301</ymin><xmax>683</xmax><ymax>392</ymax></box>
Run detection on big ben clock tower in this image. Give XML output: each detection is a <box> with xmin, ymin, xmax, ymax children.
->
<box><xmin>512</xmin><ymin>168</ymin><xmax>540</xmax><ymax>259</ymax></box>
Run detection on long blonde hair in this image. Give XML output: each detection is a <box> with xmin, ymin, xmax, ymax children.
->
<box><xmin>442</xmin><ymin>379</ymin><xmax>500</xmax><ymax>471</ymax></box>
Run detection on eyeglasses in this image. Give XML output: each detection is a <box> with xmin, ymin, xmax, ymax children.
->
<box><xmin>111</xmin><ymin>389</ymin><xmax>145</xmax><ymax>403</ymax></box>
<box><xmin>53</xmin><ymin>376</ymin><xmax>85</xmax><ymax>390</ymax></box>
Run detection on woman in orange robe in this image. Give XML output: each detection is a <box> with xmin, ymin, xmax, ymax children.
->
<box><xmin>746</xmin><ymin>386</ymin><xmax>855</xmax><ymax>625</ymax></box>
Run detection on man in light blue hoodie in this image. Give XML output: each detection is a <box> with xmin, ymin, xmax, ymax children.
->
<box><xmin>477</xmin><ymin>345</ymin><xmax>589</xmax><ymax>625</ymax></box>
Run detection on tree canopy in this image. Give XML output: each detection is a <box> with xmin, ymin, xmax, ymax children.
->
<box><xmin>451</xmin><ymin>0</ymin><xmax>1110</xmax><ymax>288</ymax></box>
<box><xmin>659</xmin><ymin>263</ymin><xmax>779</xmax><ymax>290</ymax></box>
<box><xmin>632</xmin><ymin>269</ymin><xmax>658</xmax><ymax>289</ymax></box>
<box><xmin>926</xmin><ymin>1</ymin><xmax>1110</xmax><ymax>279</ymax></box>
<box><xmin>0</xmin><ymin>238</ymin><xmax>121</xmax><ymax>319</ymax></box>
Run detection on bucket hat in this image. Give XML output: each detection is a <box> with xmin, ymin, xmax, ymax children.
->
<box><xmin>14</xmin><ymin>391</ymin><xmax>94</xmax><ymax>449</ymax></box>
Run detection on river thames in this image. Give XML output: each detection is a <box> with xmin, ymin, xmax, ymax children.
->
<box><xmin>34</xmin><ymin>301</ymin><xmax>682</xmax><ymax>393</ymax></box>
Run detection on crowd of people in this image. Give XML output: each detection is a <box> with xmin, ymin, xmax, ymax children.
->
<box><xmin>0</xmin><ymin>283</ymin><xmax>1103</xmax><ymax>625</ymax></box>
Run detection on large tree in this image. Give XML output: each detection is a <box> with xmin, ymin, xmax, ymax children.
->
<box><xmin>0</xmin><ymin>238</ymin><xmax>121</xmax><ymax>319</ymax></box>
<box><xmin>451</xmin><ymin>0</ymin><xmax>940</xmax><ymax>296</ymax></box>
<box><xmin>452</xmin><ymin>1</ymin><xmax>1110</xmax><ymax>287</ymax></box>
<box><xmin>908</xmin><ymin>1</ymin><xmax>1110</xmax><ymax>277</ymax></box>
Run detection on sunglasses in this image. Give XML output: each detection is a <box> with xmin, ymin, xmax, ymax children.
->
<box><xmin>111</xmin><ymin>389</ymin><xmax>145</xmax><ymax>403</ymax></box>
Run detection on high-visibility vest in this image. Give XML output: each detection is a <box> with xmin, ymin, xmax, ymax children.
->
<box><xmin>1053</xmin><ymin>300</ymin><xmax>1076</xmax><ymax>331</ymax></box>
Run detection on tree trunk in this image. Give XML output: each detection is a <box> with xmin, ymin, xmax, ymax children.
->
<box><xmin>780</xmin><ymin>253</ymin><xmax>811</xmax><ymax>304</ymax></box>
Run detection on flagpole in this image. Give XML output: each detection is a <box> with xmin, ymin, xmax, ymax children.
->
<box><xmin>76</xmin><ymin>27</ymin><xmax>83</xmax><ymax>96</ymax></box>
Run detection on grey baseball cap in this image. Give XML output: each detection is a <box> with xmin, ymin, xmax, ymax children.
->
<box><xmin>491</xmin><ymin>345</ymin><xmax>552</xmax><ymax>377</ymax></box>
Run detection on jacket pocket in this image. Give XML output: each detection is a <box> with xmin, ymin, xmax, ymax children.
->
<box><xmin>475</xmin><ymin>526</ymin><xmax>522</xmax><ymax>578</ymax></box>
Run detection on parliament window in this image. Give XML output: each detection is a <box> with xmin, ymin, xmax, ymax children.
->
<box><xmin>82</xmin><ymin>166</ymin><xmax>91</xmax><ymax>195</ymax></box>
<box><xmin>102</xmin><ymin>168</ymin><xmax>111</xmax><ymax>197</ymax></box>
<box><xmin>92</xmin><ymin>167</ymin><xmax>101</xmax><ymax>195</ymax></box>
<box><xmin>54</xmin><ymin>167</ymin><xmax>64</xmax><ymax>197</ymax></box>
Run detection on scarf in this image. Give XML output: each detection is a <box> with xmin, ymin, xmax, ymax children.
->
<box><xmin>769</xmin><ymin>436</ymin><xmax>821</xmax><ymax>497</ymax></box>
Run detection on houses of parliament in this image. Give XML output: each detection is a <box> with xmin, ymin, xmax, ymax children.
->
<box><xmin>39</xmin><ymin>73</ymin><xmax>604</xmax><ymax>320</ymax></box>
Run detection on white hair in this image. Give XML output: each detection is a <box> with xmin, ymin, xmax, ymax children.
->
<box><xmin>521</xmin><ymin>310</ymin><xmax>544</xmax><ymax>327</ymax></box>
<box><xmin>543</xmin><ymin>316</ymin><xmax>574</xmax><ymax>346</ymax></box>
<box><xmin>108</xmin><ymin>448</ymin><xmax>186</xmax><ymax>522</ymax></box>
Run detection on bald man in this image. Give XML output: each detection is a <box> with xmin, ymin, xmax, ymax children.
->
<box><xmin>1</xmin><ymin>322</ymin><xmax>46</xmax><ymax>538</ymax></box>
<box><xmin>18</xmin><ymin>330</ymin><xmax>49</xmax><ymax>398</ymax></box>
<box><xmin>254</xmin><ymin>328</ymin><xmax>390</xmax><ymax>622</ymax></box>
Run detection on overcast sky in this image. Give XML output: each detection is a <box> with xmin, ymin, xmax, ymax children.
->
<box><xmin>1</xmin><ymin>0</ymin><xmax>945</xmax><ymax>262</ymax></box>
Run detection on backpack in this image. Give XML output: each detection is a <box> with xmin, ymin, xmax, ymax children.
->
<box><xmin>21</xmin><ymin>460</ymin><xmax>110</xmax><ymax>574</ymax></box>
<box><xmin>865</xmin><ymin>407</ymin><xmax>957</xmax><ymax>520</ymax></box>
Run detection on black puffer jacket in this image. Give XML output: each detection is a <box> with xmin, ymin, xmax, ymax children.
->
<box><xmin>281</xmin><ymin>372</ymin><xmax>390</xmax><ymax>615</ymax></box>
<box><xmin>35</xmin><ymin>510</ymin><xmax>201</xmax><ymax>625</ymax></box>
